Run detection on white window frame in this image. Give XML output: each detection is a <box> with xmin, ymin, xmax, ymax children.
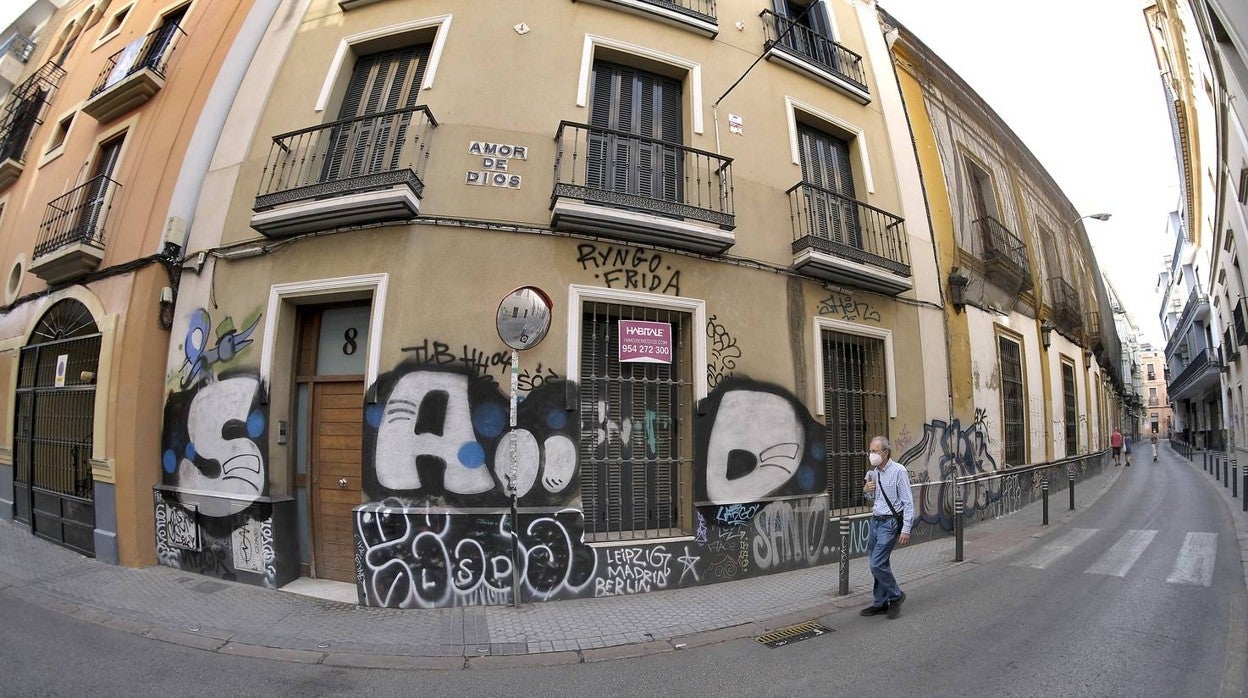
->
<box><xmin>576</xmin><ymin>34</ymin><xmax>704</xmax><ymax>135</ymax></box>
<box><xmin>260</xmin><ymin>273</ymin><xmax>388</xmax><ymax>387</ymax></box>
<box><xmin>785</xmin><ymin>96</ymin><xmax>874</xmax><ymax>194</ymax></box>
<box><xmin>812</xmin><ymin>316</ymin><xmax>896</xmax><ymax>417</ymax></box>
<box><xmin>314</xmin><ymin>14</ymin><xmax>451</xmax><ymax>112</ymax></box>
<box><xmin>565</xmin><ymin>284</ymin><xmax>708</xmax><ymax>400</ymax></box>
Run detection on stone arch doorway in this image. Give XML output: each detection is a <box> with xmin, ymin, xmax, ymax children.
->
<box><xmin>13</xmin><ymin>298</ymin><xmax>101</xmax><ymax>556</ymax></box>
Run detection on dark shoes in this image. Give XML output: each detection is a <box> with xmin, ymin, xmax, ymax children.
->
<box><xmin>887</xmin><ymin>592</ymin><xmax>906</xmax><ymax>619</ymax></box>
<box><xmin>860</xmin><ymin>604</ymin><xmax>887</xmax><ymax>616</ymax></box>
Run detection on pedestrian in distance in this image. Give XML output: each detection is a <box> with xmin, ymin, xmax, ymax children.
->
<box><xmin>860</xmin><ymin>436</ymin><xmax>915</xmax><ymax>620</ymax></box>
<box><xmin>1110</xmin><ymin>427</ymin><xmax>1123</xmax><ymax>466</ymax></box>
<box><xmin>1151</xmin><ymin>433</ymin><xmax>1159</xmax><ymax>462</ymax></box>
<box><xmin>1124</xmin><ymin>434</ymin><xmax>1132</xmax><ymax>467</ymax></box>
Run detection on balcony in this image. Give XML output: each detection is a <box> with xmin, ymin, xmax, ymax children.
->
<box><xmin>252</xmin><ymin>105</ymin><xmax>437</xmax><ymax>237</ymax></box>
<box><xmin>81</xmin><ymin>23</ymin><xmax>185</xmax><ymax>123</ymax></box>
<box><xmin>1224</xmin><ymin>328</ymin><xmax>1239</xmax><ymax>364</ymax></box>
<box><xmin>550</xmin><ymin>121</ymin><xmax>735</xmax><ymax>253</ymax></box>
<box><xmin>0</xmin><ymin>60</ymin><xmax>65</xmax><ymax>191</ymax></box>
<box><xmin>29</xmin><ymin>175</ymin><xmax>120</xmax><ymax>285</ymax></box>
<box><xmin>760</xmin><ymin>9</ymin><xmax>869</xmax><ymax>104</ymax></box>
<box><xmin>1048</xmin><ymin>277</ymin><xmax>1081</xmax><ymax>337</ymax></box>
<box><xmin>1169</xmin><ymin>347</ymin><xmax>1219</xmax><ymax>400</ymax></box>
<box><xmin>1235</xmin><ymin>298</ymin><xmax>1247</xmax><ymax>346</ymax></box>
<box><xmin>572</xmin><ymin>0</ymin><xmax>718</xmax><ymax>37</ymax></box>
<box><xmin>0</xmin><ymin>33</ymin><xmax>36</xmax><ymax>95</ymax></box>
<box><xmin>977</xmin><ymin>216</ymin><xmax>1029</xmax><ymax>289</ymax></box>
<box><xmin>788</xmin><ymin>182</ymin><xmax>911</xmax><ymax>295</ymax></box>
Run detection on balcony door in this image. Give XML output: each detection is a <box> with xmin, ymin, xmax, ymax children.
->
<box><xmin>773</xmin><ymin>0</ymin><xmax>835</xmax><ymax>68</ymax></box>
<box><xmin>587</xmin><ymin>61</ymin><xmax>683</xmax><ymax>205</ymax></box>
<box><xmin>325</xmin><ymin>44</ymin><xmax>431</xmax><ymax>183</ymax></box>
<box><xmin>138</xmin><ymin>4</ymin><xmax>188</xmax><ymax>73</ymax></box>
<box><xmin>798</xmin><ymin>123</ymin><xmax>859</xmax><ymax>248</ymax></box>
<box><xmin>77</xmin><ymin>137</ymin><xmax>123</xmax><ymax>245</ymax></box>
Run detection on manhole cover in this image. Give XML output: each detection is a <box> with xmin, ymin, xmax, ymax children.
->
<box><xmin>756</xmin><ymin>621</ymin><xmax>833</xmax><ymax>648</ymax></box>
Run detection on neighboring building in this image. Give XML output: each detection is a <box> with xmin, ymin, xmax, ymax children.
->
<box><xmin>885</xmin><ymin>13</ymin><xmax>1126</xmax><ymax>471</ymax></box>
<box><xmin>0</xmin><ymin>0</ymin><xmax>275</xmax><ymax>565</ymax></box>
<box><xmin>1139</xmin><ymin>345</ymin><xmax>1174</xmax><ymax>436</ymax></box>
<box><xmin>1148</xmin><ymin>0</ymin><xmax>1227</xmax><ymax>451</ymax></box>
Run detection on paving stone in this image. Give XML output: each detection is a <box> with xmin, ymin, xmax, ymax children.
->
<box><xmin>218</xmin><ymin>643</ymin><xmax>324</xmax><ymax>664</ymax></box>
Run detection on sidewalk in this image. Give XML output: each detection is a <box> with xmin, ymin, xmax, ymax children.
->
<box><xmin>0</xmin><ymin>463</ymin><xmax>1129</xmax><ymax>670</ymax></box>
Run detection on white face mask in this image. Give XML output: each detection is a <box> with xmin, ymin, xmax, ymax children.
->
<box><xmin>869</xmin><ymin>452</ymin><xmax>884</xmax><ymax>467</ymax></box>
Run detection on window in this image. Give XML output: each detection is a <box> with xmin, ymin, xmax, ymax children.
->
<box><xmin>587</xmin><ymin>60</ymin><xmax>683</xmax><ymax>205</ymax></box>
<box><xmin>797</xmin><ymin>121</ymin><xmax>859</xmax><ymax>248</ymax></box>
<box><xmin>772</xmin><ymin>0</ymin><xmax>835</xmax><ymax>65</ymax></box>
<box><xmin>1150</xmin><ymin>387</ymin><xmax>1158</xmax><ymax>405</ymax></box>
<box><xmin>578</xmin><ymin>302</ymin><xmax>693</xmax><ymax>541</ymax></box>
<box><xmin>823</xmin><ymin>329</ymin><xmax>888</xmax><ymax>511</ymax></box>
<box><xmin>1238</xmin><ymin>167</ymin><xmax>1248</xmax><ymax>205</ymax></box>
<box><xmin>101</xmin><ymin>4</ymin><xmax>130</xmax><ymax>39</ymax></box>
<box><xmin>53</xmin><ymin>21</ymin><xmax>82</xmax><ymax>66</ymax></box>
<box><xmin>137</xmin><ymin>4</ymin><xmax>189</xmax><ymax>73</ymax></box>
<box><xmin>965</xmin><ymin>157</ymin><xmax>1000</xmax><ymax>223</ymax></box>
<box><xmin>45</xmin><ymin>115</ymin><xmax>73</xmax><ymax>154</ymax></box>
<box><xmin>998</xmin><ymin>335</ymin><xmax>1025</xmax><ymax>466</ymax></box>
<box><xmin>1062</xmin><ymin>360</ymin><xmax>1078</xmax><ymax>454</ymax></box>
<box><xmin>1147</xmin><ymin>362</ymin><xmax>1155</xmax><ymax>380</ymax></box>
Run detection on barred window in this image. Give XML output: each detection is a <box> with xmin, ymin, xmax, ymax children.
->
<box><xmin>579</xmin><ymin>302</ymin><xmax>692</xmax><ymax>541</ymax></box>
<box><xmin>998</xmin><ymin>335</ymin><xmax>1025</xmax><ymax>465</ymax></box>
<box><xmin>823</xmin><ymin>329</ymin><xmax>888</xmax><ymax>511</ymax></box>
<box><xmin>1062</xmin><ymin>360</ymin><xmax>1078</xmax><ymax>453</ymax></box>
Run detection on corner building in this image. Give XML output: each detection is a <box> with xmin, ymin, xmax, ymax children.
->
<box><xmin>152</xmin><ymin>0</ymin><xmax>956</xmax><ymax>606</ymax></box>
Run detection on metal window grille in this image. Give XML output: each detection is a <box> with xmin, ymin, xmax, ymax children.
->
<box><xmin>1062</xmin><ymin>362</ymin><xmax>1078</xmax><ymax>453</ymax></box>
<box><xmin>823</xmin><ymin>330</ymin><xmax>888</xmax><ymax>512</ymax></box>
<box><xmin>999</xmin><ymin>336</ymin><xmax>1025</xmax><ymax>465</ymax></box>
<box><xmin>579</xmin><ymin>302</ymin><xmax>691</xmax><ymax>540</ymax></box>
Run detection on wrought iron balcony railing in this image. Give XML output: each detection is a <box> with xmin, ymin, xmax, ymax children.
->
<box><xmin>760</xmin><ymin>9</ymin><xmax>867</xmax><ymax>94</ymax></box>
<box><xmin>787</xmin><ymin>181</ymin><xmax>910</xmax><ymax>276</ymax></box>
<box><xmin>1235</xmin><ymin>297</ymin><xmax>1247</xmax><ymax>346</ymax></box>
<box><xmin>977</xmin><ymin>216</ymin><xmax>1030</xmax><ymax>283</ymax></box>
<box><xmin>629</xmin><ymin>0</ymin><xmax>717</xmax><ymax>24</ymax></box>
<box><xmin>1169</xmin><ymin>347</ymin><xmax>1215</xmax><ymax>397</ymax></box>
<box><xmin>89</xmin><ymin>22</ymin><xmax>185</xmax><ymax>98</ymax></box>
<box><xmin>0</xmin><ymin>60</ymin><xmax>66</xmax><ymax>166</ymax></box>
<box><xmin>0</xmin><ymin>33</ymin><xmax>35</xmax><ymax>62</ymax></box>
<box><xmin>255</xmin><ymin>105</ymin><xmax>437</xmax><ymax>211</ymax></box>
<box><xmin>1048</xmin><ymin>277</ymin><xmax>1081</xmax><ymax>335</ymax></box>
<box><xmin>1224</xmin><ymin>328</ymin><xmax>1239</xmax><ymax>363</ymax></box>
<box><xmin>552</xmin><ymin>120</ymin><xmax>734</xmax><ymax>229</ymax></box>
<box><xmin>33</xmin><ymin>175</ymin><xmax>121</xmax><ymax>258</ymax></box>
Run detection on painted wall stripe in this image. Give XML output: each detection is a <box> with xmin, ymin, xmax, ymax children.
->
<box><xmin>1084</xmin><ymin>529</ymin><xmax>1158</xmax><ymax>577</ymax></box>
<box><xmin>1166</xmin><ymin>532</ymin><xmax>1217</xmax><ymax>587</ymax></box>
<box><xmin>1011</xmin><ymin>528</ymin><xmax>1099</xmax><ymax>569</ymax></box>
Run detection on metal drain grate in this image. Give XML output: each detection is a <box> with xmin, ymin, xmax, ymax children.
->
<box><xmin>756</xmin><ymin>621</ymin><xmax>833</xmax><ymax>648</ymax></box>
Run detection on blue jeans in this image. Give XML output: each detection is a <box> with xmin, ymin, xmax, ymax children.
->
<box><xmin>868</xmin><ymin>517</ymin><xmax>903</xmax><ymax>606</ymax></box>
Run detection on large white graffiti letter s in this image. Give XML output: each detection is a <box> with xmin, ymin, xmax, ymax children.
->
<box><xmin>706</xmin><ymin>391</ymin><xmax>804</xmax><ymax>504</ymax></box>
<box><xmin>375</xmin><ymin>372</ymin><xmax>493</xmax><ymax>494</ymax></box>
<box><xmin>177</xmin><ymin>377</ymin><xmax>264</xmax><ymax>517</ymax></box>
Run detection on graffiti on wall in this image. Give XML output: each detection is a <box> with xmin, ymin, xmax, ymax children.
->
<box><xmin>179</xmin><ymin>309</ymin><xmax>261</xmax><ymax>389</ymax></box>
<box><xmin>155</xmin><ymin>490</ymin><xmax>278</xmax><ymax>588</ymax></box>
<box><xmin>400</xmin><ymin>339</ymin><xmax>559</xmax><ymax>391</ymax></box>
<box><xmin>899</xmin><ymin>418</ymin><xmax>1001</xmax><ymax>531</ymax></box>
<box><xmin>575</xmin><ymin>242</ymin><xmax>682</xmax><ymax>295</ymax></box>
<box><xmin>706</xmin><ymin>315</ymin><xmax>741</xmax><ymax>389</ymax></box>
<box><xmin>818</xmin><ymin>293</ymin><xmax>881</xmax><ymax>323</ymax></box>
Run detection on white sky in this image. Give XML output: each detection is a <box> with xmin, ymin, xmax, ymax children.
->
<box><xmin>881</xmin><ymin>0</ymin><xmax>1178</xmax><ymax>347</ymax></box>
<box><xmin>1</xmin><ymin>2</ymin><xmax>1177</xmax><ymax>343</ymax></box>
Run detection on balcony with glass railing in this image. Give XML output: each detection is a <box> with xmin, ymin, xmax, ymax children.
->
<box><xmin>760</xmin><ymin>9</ymin><xmax>869</xmax><ymax>104</ymax></box>
<box><xmin>550</xmin><ymin>120</ymin><xmax>735</xmax><ymax>253</ymax></box>
<box><xmin>29</xmin><ymin>175</ymin><xmax>121</xmax><ymax>284</ymax></box>
<box><xmin>569</xmin><ymin>0</ymin><xmax>718</xmax><ymax>36</ymax></box>
<box><xmin>252</xmin><ymin>105</ymin><xmax>438</xmax><ymax>237</ymax></box>
<box><xmin>787</xmin><ymin>181</ymin><xmax>911</xmax><ymax>295</ymax></box>
<box><xmin>82</xmin><ymin>22</ymin><xmax>186</xmax><ymax>123</ymax></box>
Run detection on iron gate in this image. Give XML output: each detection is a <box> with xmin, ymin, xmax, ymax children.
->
<box><xmin>13</xmin><ymin>300</ymin><xmax>100</xmax><ymax>557</ymax></box>
<box><xmin>823</xmin><ymin>329</ymin><xmax>888</xmax><ymax>513</ymax></box>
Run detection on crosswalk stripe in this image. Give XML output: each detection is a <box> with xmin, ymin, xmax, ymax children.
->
<box><xmin>1166</xmin><ymin>532</ymin><xmax>1217</xmax><ymax>587</ymax></box>
<box><xmin>1012</xmin><ymin>528</ymin><xmax>1099</xmax><ymax>569</ymax></box>
<box><xmin>1084</xmin><ymin>529</ymin><xmax>1158</xmax><ymax>577</ymax></box>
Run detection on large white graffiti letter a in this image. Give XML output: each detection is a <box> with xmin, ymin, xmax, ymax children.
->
<box><xmin>375</xmin><ymin>372</ymin><xmax>493</xmax><ymax>494</ymax></box>
<box><xmin>178</xmin><ymin>377</ymin><xmax>264</xmax><ymax>517</ymax></box>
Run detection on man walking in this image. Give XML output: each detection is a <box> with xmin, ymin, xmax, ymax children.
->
<box><xmin>860</xmin><ymin>436</ymin><xmax>915</xmax><ymax>620</ymax></box>
<box><xmin>1110</xmin><ymin>427</ymin><xmax>1123</xmax><ymax>466</ymax></box>
<box><xmin>1151</xmin><ymin>432</ymin><xmax>1159</xmax><ymax>462</ymax></box>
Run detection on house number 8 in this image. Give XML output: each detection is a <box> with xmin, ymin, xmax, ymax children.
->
<box><xmin>343</xmin><ymin>327</ymin><xmax>358</xmax><ymax>355</ymax></box>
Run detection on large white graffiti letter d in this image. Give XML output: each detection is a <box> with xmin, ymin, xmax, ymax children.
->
<box><xmin>706</xmin><ymin>391</ymin><xmax>804</xmax><ymax>504</ymax></box>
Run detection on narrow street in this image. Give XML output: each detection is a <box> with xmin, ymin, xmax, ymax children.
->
<box><xmin>3</xmin><ymin>447</ymin><xmax>1243</xmax><ymax>697</ymax></box>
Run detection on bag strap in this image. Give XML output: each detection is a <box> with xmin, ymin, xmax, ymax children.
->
<box><xmin>878</xmin><ymin>468</ymin><xmax>900</xmax><ymax>518</ymax></box>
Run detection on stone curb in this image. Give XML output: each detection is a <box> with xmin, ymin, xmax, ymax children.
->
<box><xmin>1</xmin><ymin>466</ymin><xmax>1125</xmax><ymax>670</ymax></box>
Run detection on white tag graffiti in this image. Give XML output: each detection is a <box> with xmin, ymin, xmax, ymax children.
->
<box><xmin>177</xmin><ymin>377</ymin><xmax>264</xmax><ymax>517</ymax></box>
<box><xmin>375</xmin><ymin>372</ymin><xmax>493</xmax><ymax>494</ymax></box>
<box><xmin>705</xmin><ymin>391</ymin><xmax>804</xmax><ymax>504</ymax></box>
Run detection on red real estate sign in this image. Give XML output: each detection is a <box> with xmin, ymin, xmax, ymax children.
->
<box><xmin>618</xmin><ymin>320</ymin><xmax>672</xmax><ymax>364</ymax></box>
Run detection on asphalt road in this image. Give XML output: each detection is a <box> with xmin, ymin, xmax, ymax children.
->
<box><xmin>2</xmin><ymin>458</ymin><xmax>1244</xmax><ymax>697</ymax></box>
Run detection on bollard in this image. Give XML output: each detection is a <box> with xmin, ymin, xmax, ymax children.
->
<box><xmin>954</xmin><ymin>489</ymin><xmax>964</xmax><ymax>562</ymax></box>
<box><xmin>1205</xmin><ymin>451</ymin><xmax>1210</xmax><ymax>471</ymax></box>
<box><xmin>1069</xmin><ymin>467</ymin><xmax>1076</xmax><ymax>511</ymax></box>
<box><xmin>1225</xmin><ymin>459</ymin><xmax>1230</xmax><ymax>488</ymax></box>
<box><xmin>1042</xmin><ymin>478</ymin><xmax>1050</xmax><ymax>525</ymax></box>
<box><xmin>1243</xmin><ymin>467</ymin><xmax>1247</xmax><ymax>512</ymax></box>
<box><xmin>838</xmin><ymin>518</ymin><xmax>849</xmax><ymax>596</ymax></box>
<box><xmin>1234</xmin><ymin>464</ymin><xmax>1239</xmax><ymax>498</ymax></box>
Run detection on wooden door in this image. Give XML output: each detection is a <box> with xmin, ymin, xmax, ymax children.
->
<box><xmin>311</xmin><ymin>379</ymin><xmax>364</xmax><ymax>583</ymax></box>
